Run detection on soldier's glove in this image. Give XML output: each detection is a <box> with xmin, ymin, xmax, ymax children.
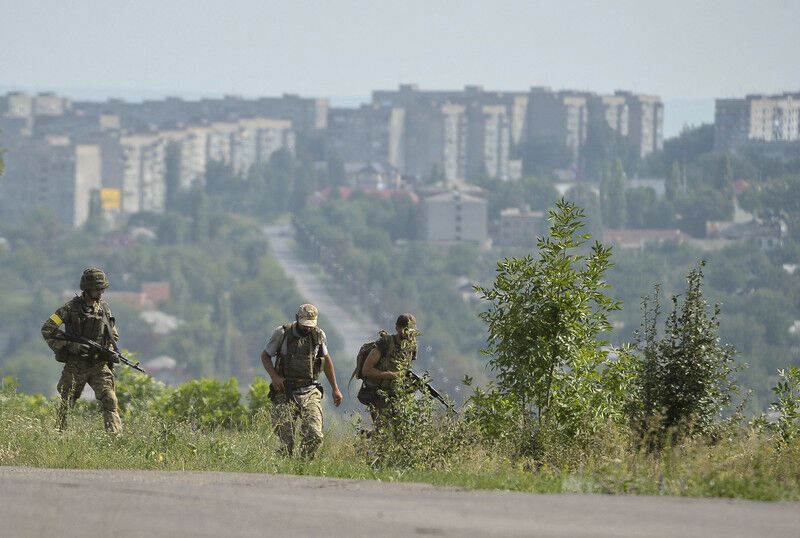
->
<box><xmin>109</xmin><ymin>353</ymin><xmax>121</xmax><ymax>364</ymax></box>
<box><xmin>69</xmin><ymin>343</ymin><xmax>91</xmax><ymax>357</ymax></box>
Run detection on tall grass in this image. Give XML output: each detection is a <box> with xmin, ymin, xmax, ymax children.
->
<box><xmin>1</xmin><ymin>382</ymin><xmax>798</xmax><ymax>501</ymax></box>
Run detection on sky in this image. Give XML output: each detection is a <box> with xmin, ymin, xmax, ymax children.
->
<box><xmin>2</xmin><ymin>0</ymin><xmax>799</xmax><ymax>135</ymax></box>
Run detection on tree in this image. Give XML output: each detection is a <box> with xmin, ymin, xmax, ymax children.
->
<box><xmin>665</xmin><ymin>162</ymin><xmax>683</xmax><ymax>201</ymax></box>
<box><xmin>739</xmin><ymin>175</ymin><xmax>800</xmax><ymax>241</ymax></box>
<box><xmin>581</xmin><ymin>122</ymin><xmax>641</xmax><ymax>180</ymax></box>
<box><xmin>564</xmin><ymin>183</ymin><xmax>602</xmax><ymax>239</ymax></box>
<box><xmin>630</xmin><ymin>263</ymin><xmax>738</xmax><ymax>445</ymax></box>
<box><xmin>475</xmin><ymin>200</ymin><xmax>626</xmax><ymax>441</ymax></box>
<box><xmin>521</xmin><ymin>136</ymin><xmax>574</xmax><ymax>174</ymax></box>
<box><xmin>326</xmin><ymin>154</ymin><xmax>347</xmax><ymax>187</ymax></box>
<box><xmin>601</xmin><ymin>160</ymin><xmax>627</xmax><ymax>228</ymax></box>
<box><xmin>164</xmin><ymin>142</ymin><xmax>182</xmax><ymax>210</ymax></box>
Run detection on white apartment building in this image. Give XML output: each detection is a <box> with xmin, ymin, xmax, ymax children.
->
<box><xmin>715</xmin><ymin>93</ymin><xmax>800</xmax><ymax>151</ymax></box>
<box><xmin>423</xmin><ymin>188</ymin><xmax>488</xmax><ymax>243</ymax></box>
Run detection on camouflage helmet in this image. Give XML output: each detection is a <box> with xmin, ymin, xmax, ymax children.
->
<box><xmin>80</xmin><ymin>267</ymin><xmax>110</xmax><ymax>291</ymax></box>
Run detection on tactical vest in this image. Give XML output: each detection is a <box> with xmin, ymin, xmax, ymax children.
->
<box><xmin>369</xmin><ymin>333</ymin><xmax>417</xmax><ymax>390</ymax></box>
<box><xmin>277</xmin><ymin>323</ymin><xmax>324</xmax><ymax>380</ymax></box>
<box><xmin>65</xmin><ymin>297</ymin><xmax>112</xmax><ymax>361</ymax></box>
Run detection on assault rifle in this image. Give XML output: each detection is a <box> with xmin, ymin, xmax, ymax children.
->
<box><xmin>51</xmin><ymin>331</ymin><xmax>147</xmax><ymax>374</ymax></box>
<box><xmin>407</xmin><ymin>370</ymin><xmax>455</xmax><ymax>414</ymax></box>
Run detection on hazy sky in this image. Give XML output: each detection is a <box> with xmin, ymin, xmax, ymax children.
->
<box><xmin>1</xmin><ymin>0</ymin><xmax>798</xmax><ymax>102</ymax></box>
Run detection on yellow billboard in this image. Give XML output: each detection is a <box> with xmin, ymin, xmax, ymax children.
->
<box><xmin>100</xmin><ymin>188</ymin><xmax>121</xmax><ymax>210</ymax></box>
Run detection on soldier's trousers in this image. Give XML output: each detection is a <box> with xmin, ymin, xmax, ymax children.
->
<box><xmin>270</xmin><ymin>388</ymin><xmax>323</xmax><ymax>457</ymax></box>
<box><xmin>57</xmin><ymin>361</ymin><xmax>122</xmax><ymax>434</ymax></box>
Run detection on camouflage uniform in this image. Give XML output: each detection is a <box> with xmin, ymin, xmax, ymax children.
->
<box><xmin>265</xmin><ymin>317</ymin><xmax>328</xmax><ymax>457</ymax></box>
<box><xmin>41</xmin><ymin>269</ymin><xmax>122</xmax><ymax>434</ymax></box>
<box><xmin>364</xmin><ymin>332</ymin><xmax>417</xmax><ymax>426</ymax></box>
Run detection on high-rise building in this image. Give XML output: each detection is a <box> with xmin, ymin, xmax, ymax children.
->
<box><xmin>326</xmin><ymin>104</ymin><xmax>405</xmax><ymax>171</ymax></box>
<box><xmin>0</xmin><ymin>137</ymin><xmax>101</xmax><ymax>227</ymax></box>
<box><xmin>120</xmin><ymin>133</ymin><xmax>166</xmax><ymax>213</ymax></box>
<box><xmin>467</xmin><ymin>104</ymin><xmax>512</xmax><ymax>180</ymax></box>
<box><xmin>372</xmin><ymin>85</ymin><xmax>525</xmax><ymax>180</ymax></box>
<box><xmin>404</xmin><ymin>102</ymin><xmax>468</xmax><ymax>181</ymax></box>
<box><xmin>715</xmin><ymin>93</ymin><xmax>800</xmax><ymax>151</ymax></box>
<box><xmin>586</xmin><ymin>94</ymin><xmax>629</xmax><ymax>137</ymax></box>
<box><xmin>616</xmin><ymin>91</ymin><xmax>663</xmax><ymax>158</ymax></box>
<box><xmin>525</xmin><ymin>88</ymin><xmax>588</xmax><ymax>159</ymax></box>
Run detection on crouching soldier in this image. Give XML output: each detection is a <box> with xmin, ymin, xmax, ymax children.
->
<box><xmin>41</xmin><ymin>268</ymin><xmax>122</xmax><ymax>434</ymax></box>
<box><xmin>260</xmin><ymin>304</ymin><xmax>343</xmax><ymax>457</ymax></box>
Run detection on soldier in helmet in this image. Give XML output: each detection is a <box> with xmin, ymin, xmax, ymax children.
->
<box><xmin>260</xmin><ymin>303</ymin><xmax>343</xmax><ymax>457</ymax></box>
<box><xmin>41</xmin><ymin>268</ymin><xmax>122</xmax><ymax>434</ymax></box>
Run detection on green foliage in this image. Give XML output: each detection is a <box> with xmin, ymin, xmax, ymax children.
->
<box><xmin>463</xmin><ymin>380</ymin><xmax>522</xmax><ymax>443</ymax></box>
<box><xmin>114</xmin><ymin>365</ymin><xmax>169</xmax><ymax>414</ymax></box>
<box><xmin>582</xmin><ymin>121</ymin><xmax>641</xmax><ymax>179</ymax></box>
<box><xmin>740</xmin><ymin>174</ymin><xmax>800</xmax><ymax>241</ymax></box>
<box><xmin>771</xmin><ymin>367</ymin><xmax>800</xmax><ymax>444</ymax></box>
<box><xmin>630</xmin><ymin>264</ymin><xmax>739</xmax><ymax>445</ymax></box>
<box><xmin>158</xmin><ymin>378</ymin><xmax>247</xmax><ymax>430</ymax></box>
<box><xmin>366</xmin><ymin>376</ymin><xmax>468</xmax><ymax>471</ymax></box>
<box><xmin>475</xmin><ymin>199</ymin><xmax>625</xmax><ymax>443</ymax></box>
<box><xmin>521</xmin><ymin>136</ymin><xmax>574</xmax><ymax>174</ymax></box>
<box><xmin>471</xmin><ymin>175</ymin><xmax>558</xmax><ymax>221</ymax></box>
<box><xmin>247</xmin><ymin>376</ymin><xmax>272</xmax><ymax>417</ymax></box>
<box><xmin>601</xmin><ymin>160</ymin><xmax>627</xmax><ymax>228</ymax></box>
<box><xmin>0</xmin><ymin>376</ymin><xmax>799</xmax><ymax>501</ymax></box>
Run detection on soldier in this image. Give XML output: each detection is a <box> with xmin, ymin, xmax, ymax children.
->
<box><xmin>260</xmin><ymin>303</ymin><xmax>343</xmax><ymax>457</ymax></box>
<box><xmin>359</xmin><ymin>313</ymin><xmax>418</xmax><ymax>425</ymax></box>
<box><xmin>41</xmin><ymin>267</ymin><xmax>122</xmax><ymax>434</ymax></box>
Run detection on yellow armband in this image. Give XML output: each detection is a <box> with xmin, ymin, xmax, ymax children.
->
<box><xmin>49</xmin><ymin>313</ymin><xmax>63</xmax><ymax>326</ymax></box>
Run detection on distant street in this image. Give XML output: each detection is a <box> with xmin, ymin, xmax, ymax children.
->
<box><xmin>263</xmin><ymin>222</ymin><xmax>378</xmax><ymax>411</ymax></box>
<box><xmin>263</xmin><ymin>222</ymin><xmax>378</xmax><ymax>357</ymax></box>
<box><xmin>2</xmin><ymin>467</ymin><xmax>798</xmax><ymax>538</ymax></box>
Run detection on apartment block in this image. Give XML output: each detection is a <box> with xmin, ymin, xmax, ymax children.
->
<box><xmin>3</xmin><ymin>92</ymin><xmax>33</xmax><ymax>119</ymax></box>
<box><xmin>404</xmin><ymin>102</ymin><xmax>468</xmax><ymax>181</ymax></box>
<box><xmin>617</xmin><ymin>91</ymin><xmax>664</xmax><ymax>158</ymax></box>
<box><xmin>715</xmin><ymin>93</ymin><xmax>800</xmax><ymax>151</ymax></box>
<box><xmin>586</xmin><ymin>94</ymin><xmax>629</xmax><ymax>137</ymax></box>
<box><xmin>496</xmin><ymin>207</ymin><xmax>546</xmax><ymax>246</ymax></box>
<box><xmin>326</xmin><ymin>107</ymin><xmax>371</xmax><ymax>164</ymax></box>
<box><xmin>467</xmin><ymin>104</ymin><xmax>512</xmax><ymax>180</ymax></box>
<box><xmin>372</xmin><ymin>85</ymin><xmax>526</xmax><ymax>180</ymax></box>
<box><xmin>526</xmin><ymin>88</ymin><xmax>588</xmax><ymax>159</ymax></box>
<box><xmin>0</xmin><ymin>137</ymin><xmax>101</xmax><ymax>227</ymax></box>
<box><xmin>423</xmin><ymin>188</ymin><xmax>488</xmax><ymax>243</ymax></box>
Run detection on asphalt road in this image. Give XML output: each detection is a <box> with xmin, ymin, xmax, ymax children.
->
<box><xmin>263</xmin><ymin>223</ymin><xmax>379</xmax><ymax>361</ymax></box>
<box><xmin>1</xmin><ymin>467</ymin><xmax>798</xmax><ymax>538</ymax></box>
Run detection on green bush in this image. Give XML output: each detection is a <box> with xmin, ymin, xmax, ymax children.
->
<box><xmin>158</xmin><ymin>378</ymin><xmax>247</xmax><ymax>430</ymax></box>
<box><xmin>474</xmin><ymin>199</ymin><xmax>627</xmax><ymax>448</ymax></box>
<box><xmin>771</xmin><ymin>367</ymin><xmax>800</xmax><ymax>444</ymax></box>
<box><xmin>114</xmin><ymin>363</ymin><xmax>170</xmax><ymax>414</ymax></box>
<box><xmin>247</xmin><ymin>376</ymin><xmax>272</xmax><ymax>417</ymax></box>
<box><xmin>629</xmin><ymin>264</ymin><xmax>739</xmax><ymax>446</ymax></box>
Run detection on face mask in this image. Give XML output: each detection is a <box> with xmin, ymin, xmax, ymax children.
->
<box><xmin>87</xmin><ymin>290</ymin><xmax>103</xmax><ymax>301</ymax></box>
<box><xmin>401</xmin><ymin>325</ymin><xmax>418</xmax><ymax>339</ymax></box>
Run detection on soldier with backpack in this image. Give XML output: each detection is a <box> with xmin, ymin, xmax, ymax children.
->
<box><xmin>260</xmin><ymin>303</ymin><xmax>343</xmax><ymax>457</ymax></box>
<box><xmin>352</xmin><ymin>313</ymin><xmax>418</xmax><ymax>424</ymax></box>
